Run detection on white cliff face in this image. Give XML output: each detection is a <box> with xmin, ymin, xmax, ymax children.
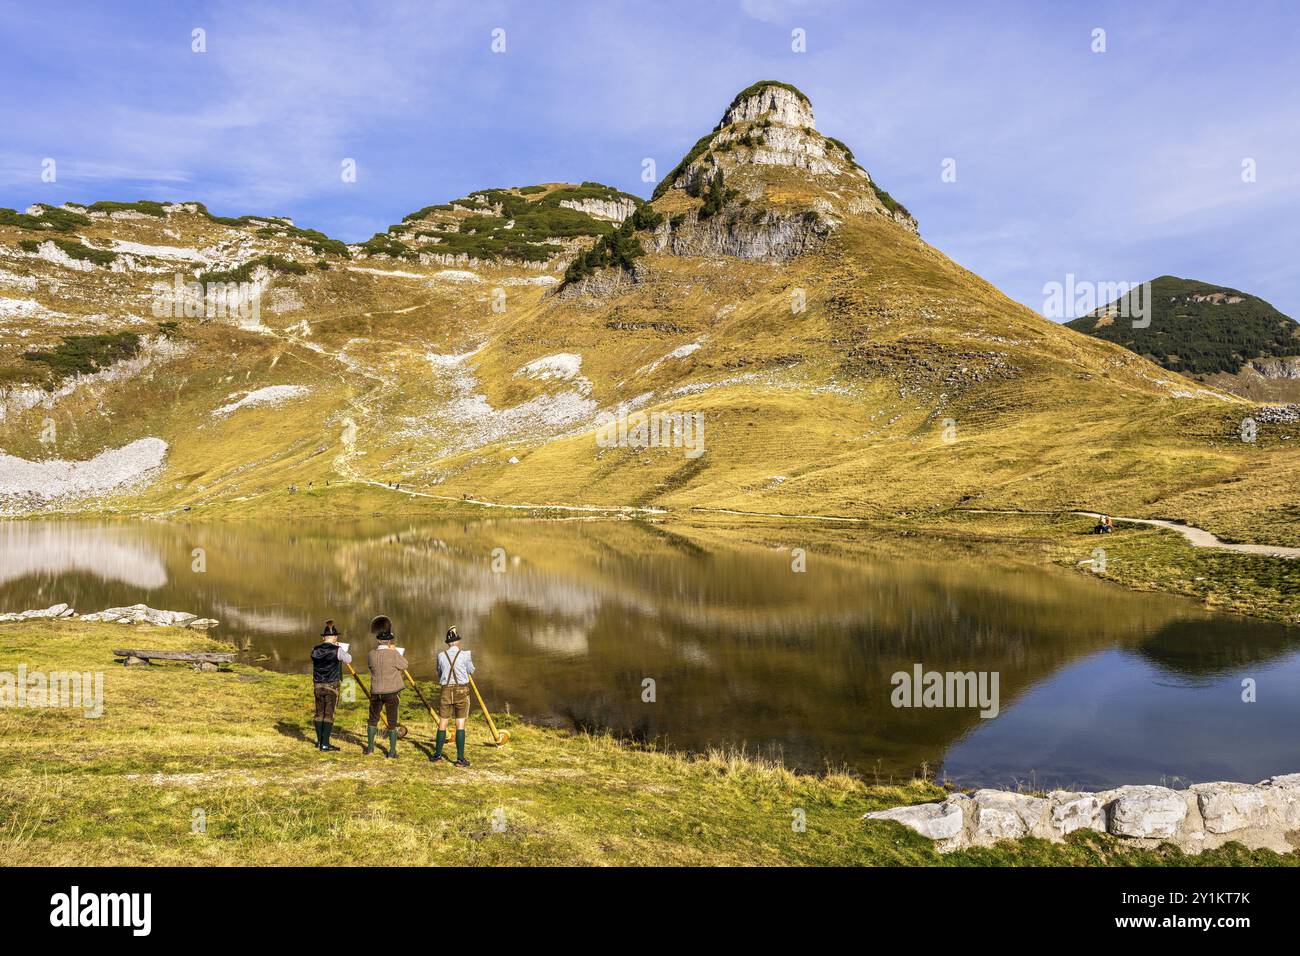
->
<box><xmin>720</xmin><ymin>85</ymin><xmax>816</xmax><ymax>129</ymax></box>
<box><xmin>705</xmin><ymin>86</ymin><xmax>838</xmax><ymax>176</ymax></box>
<box><xmin>711</xmin><ymin>123</ymin><xmax>846</xmax><ymax>176</ymax></box>
<box><xmin>559</xmin><ymin>197</ymin><xmax>636</xmax><ymax>222</ymax></box>
<box><xmin>645</xmin><ymin>207</ymin><xmax>832</xmax><ymax>263</ymax></box>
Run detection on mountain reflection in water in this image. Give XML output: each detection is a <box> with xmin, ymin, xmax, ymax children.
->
<box><xmin>1</xmin><ymin>517</ymin><xmax>1295</xmax><ymax>788</ymax></box>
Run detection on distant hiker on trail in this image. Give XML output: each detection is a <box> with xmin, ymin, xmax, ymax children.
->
<box><xmin>434</xmin><ymin>625</ymin><xmax>475</xmax><ymax>767</ymax></box>
<box><xmin>365</xmin><ymin>615</ymin><xmax>410</xmax><ymax>758</ymax></box>
<box><xmin>311</xmin><ymin>620</ymin><xmax>351</xmax><ymax>752</ymax></box>
<box><xmin>1094</xmin><ymin>515</ymin><xmax>1114</xmax><ymax>534</ymax></box>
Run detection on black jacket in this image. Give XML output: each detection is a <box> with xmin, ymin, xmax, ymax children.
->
<box><xmin>311</xmin><ymin>642</ymin><xmax>344</xmax><ymax>683</ymax></box>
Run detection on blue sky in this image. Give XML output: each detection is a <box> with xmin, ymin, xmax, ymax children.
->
<box><xmin>1</xmin><ymin>0</ymin><xmax>1297</xmax><ymax>318</ymax></box>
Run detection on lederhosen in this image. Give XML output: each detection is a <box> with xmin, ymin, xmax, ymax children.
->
<box><xmin>439</xmin><ymin>649</ymin><xmax>471</xmax><ymax>719</ymax></box>
<box><xmin>314</xmin><ymin>682</ymin><xmax>339</xmax><ymax>722</ymax></box>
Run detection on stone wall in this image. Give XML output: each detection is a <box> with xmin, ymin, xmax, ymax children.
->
<box><xmin>865</xmin><ymin>774</ymin><xmax>1300</xmax><ymax>854</ymax></box>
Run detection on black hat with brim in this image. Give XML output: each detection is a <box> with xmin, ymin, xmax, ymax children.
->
<box><xmin>445</xmin><ymin>625</ymin><xmax>459</xmax><ymax>644</ymax></box>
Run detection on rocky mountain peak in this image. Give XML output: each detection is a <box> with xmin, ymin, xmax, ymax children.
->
<box><xmin>649</xmin><ymin>81</ymin><xmax>918</xmax><ymax>244</ymax></box>
<box><xmin>717</xmin><ymin>81</ymin><xmax>816</xmax><ymax>131</ymax></box>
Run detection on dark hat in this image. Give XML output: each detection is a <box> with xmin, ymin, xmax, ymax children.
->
<box><xmin>445</xmin><ymin>625</ymin><xmax>460</xmax><ymax>644</ymax></box>
<box><xmin>370</xmin><ymin>615</ymin><xmax>392</xmax><ymax>636</ymax></box>
<box><xmin>321</xmin><ymin>619</ymin><xmax>339</xmax><ymax>637</ymax></box>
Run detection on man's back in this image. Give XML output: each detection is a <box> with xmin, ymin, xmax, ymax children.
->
<box><xmin>368</xmin><ymin>644</ymin><xmax>408</xmax><ymax>693</ymax></box>
<box><xmin>437</xmin><ymin>647</ymin><xmax>475</xmax><ymax>686</ymax></box>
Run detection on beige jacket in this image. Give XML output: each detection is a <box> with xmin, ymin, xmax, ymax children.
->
<box><xmin>367</xmin><ymin>643</ymin><xmax>409</xmax><ymax>694</ymax></box>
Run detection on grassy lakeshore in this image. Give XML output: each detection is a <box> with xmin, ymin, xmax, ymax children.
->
<box><xmin>900</xmin><ymin>511</ymin><xmax>1300</xmax><ymax>626</ymax></box>
<box><xmin>1</xmin><ymin>620</ymin><xmax>1296</xmax><ymax>866</ymax></box>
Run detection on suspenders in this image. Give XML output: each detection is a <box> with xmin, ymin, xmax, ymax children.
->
<box><xmin>441</xmin><ymin>649</ymin><xmax>463</xmax><ymax>686</ymax></box>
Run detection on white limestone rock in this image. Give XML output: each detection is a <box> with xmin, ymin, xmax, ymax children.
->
<box><xmin>26</xmin><ymin>239</ymin><xmax>96</xmax><ymax>271</ymax></box>
<box><xmin>74</xmin><ymin>604</ymin><xmax>219</xmax><ymax>629</ymax></box>
<box><xmin>0</xmin><ymin>603</ymin><xmax>72</xmax><ymax>621</ymax></box>
<box><xmin>1259</xmin><ymin>775</ymin><xmax>1300</xmax><ymax>827</ymax></box>
<box><xmin>559</xmin><ymin>197</ymin><xmax>636</xmax><ymax>223</ymax></box>
<box><xmin>721</xmin><ymin>84</ymin><xmax>815</xmax><ymax>130</ymax></box>
<box><xmin>1047</xmin><ymin>791</ymin><xmax>1106</xmax><ymax>836</ymax></box>
<box><xmin>971</xmin><ymin>790</ymin><xmax>1048</xmax><ymax>841</ymax></box>
<box><xmin>864</xmin><ymin>800</ymin><xmax>964</xmax><ymax>841</ymax></box>
<box><xmin>1191</xmin><ymin>782</ymin><xmax>1272</xmax><ymax>834</ymax></box>
<box><xmin>1102</xmin><ymin>785</ymin><xmax>1188</xmax><ymax>838</ymax></box>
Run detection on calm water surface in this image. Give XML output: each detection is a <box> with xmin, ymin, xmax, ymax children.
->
<box><xmin>2</xmin><ymin>518</ymin><xmax>1296</xmax><ymax>789</ymax></box>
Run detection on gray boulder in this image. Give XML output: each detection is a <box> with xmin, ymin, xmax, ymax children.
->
<box><xmin>1260</xmin><ymin>774</ymin><xmax>1300</xmax><ymax>827</ymax></box>
<box><xmin>1191</xmin><ymin>782</ymin><xmax>1271</xmax><ymax>834</ymax></box>
<box><xmin>971</xmin><ymin>790</ymin><xmax>1047</xmax><ymax>841</ymax></box>
<box><xmin>1103</xmin><ymin>785</ymin><xmax>1187</xmax><ymax>838</ymax></box>
<box><xmin>1047</xmin><ymin>791</ymin><xmax>1106</xmax><ymax>836</ymax></box>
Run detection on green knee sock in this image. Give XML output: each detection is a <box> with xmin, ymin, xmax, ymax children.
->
<box><xmin>388</xmin><ymin>729</ymin><xmax>399</xmax><ymax>754</ymax></box>
<box><xmin>366</xmin><ymin>724</ymin><xmax>377</xmax><ymax>749</ymax></box>
<box><xmin>322</xmin><ymin>722</ymin><xmax>333</xmax><ymax>746</ymax></box>
<box><xmin>313</xmin><ymin>720</ymin><xmax>323</xmax><ymax>747</ymax></box>
<box><xmin>455</xmin><ymin>729</ymin><xmax>466</xmax><ymax>761</ymax></box>
<box><xmin>434</xmin><ymin>729</ymin><xmax>446</xmax><ymax>758</ymax></box>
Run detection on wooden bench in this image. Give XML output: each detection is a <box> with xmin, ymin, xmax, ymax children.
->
<box><xmin>113</xmin><ymin>649</ymin><xmax>235</xmax><ymax>672</ymax></box>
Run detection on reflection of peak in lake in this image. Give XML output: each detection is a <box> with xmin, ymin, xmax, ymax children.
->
<box><xmin>0</xmin><ymin>521</ymin><xmax>168</xmax><ymax>590</ymax></box>
<box><xmin>2</xmin><ymin>516</ymin><xmax>1295</xmax><ymax>787</ymax></box>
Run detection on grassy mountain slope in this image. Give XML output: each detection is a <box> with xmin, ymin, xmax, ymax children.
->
<box><xmin>1</xmin><ymin>83</ymin><xmax>1295</xmax><ymax>549</ymax></box>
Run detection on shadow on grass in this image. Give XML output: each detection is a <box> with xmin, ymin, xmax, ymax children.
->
<box><xmin>274</xmin><ymin>719</ymin><xmax>311</xmax><ymax>743</ymax></box>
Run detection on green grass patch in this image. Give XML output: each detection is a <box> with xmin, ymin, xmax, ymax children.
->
<box><xmin>562</xmin><ymin>218</ymin><xmax>645</xmax><ymax>285</ymax></box>
<box><xmin>22</xmin><ymin>331</ymin><xmax>141</xmax><ymax>386</ymax></box>
<box><xmin>18</xmin><ymin>236</ymin><xmax>117</xmax><ymax>265</ymax></box>
<box><xmin>653</xmin><ymin>132</ymin><xmax>715</xmax><ymax>200</ymax></box>
<box><xmin>358</xmin><ymin>236</ymin><xmax>418</xmax><ymax>260</ymax></box>
<box><xmin>256</xmin><ymin>224</ymin><xmax>351</xmax><ymax>258</ymax></box>
<box><xmin>0</xmin><ymin>205</ymin><xmax>91</xmax><ymax>232</ymax></box>
<box><xmin>198</xmin><ymin>254</ymin><xmax>309</xmax><ymax>284</ymax></box>
<box><xmin>86</xmin><ymin>199</ymin><xmax>169</xmax><ymax>217</ymax></box>
<box><xmin>870</xmin><ymin>181</ymin><xmax>911</xmax><ymax>219</ymax></box>
<box><xmin>398</xmin><ymin>183</ymin><xmax>645</xmax><ymax>265</ymax></box>
<box><xmin>824</xmin><ymin>136</ymin><xmax>857</xmax><ymax>164</ymax></box>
